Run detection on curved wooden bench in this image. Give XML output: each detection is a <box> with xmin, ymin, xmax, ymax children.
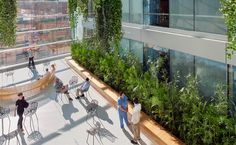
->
<box><xmin>0</xmin><ymin>65</ymin><xmax>56</xmax><ymax>100</ymax></box>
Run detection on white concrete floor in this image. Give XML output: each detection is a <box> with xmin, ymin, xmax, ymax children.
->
<box><xmin>0</xmin><ymin>59</ymin><xmax>155</xmax><ymax>145</ymax></box>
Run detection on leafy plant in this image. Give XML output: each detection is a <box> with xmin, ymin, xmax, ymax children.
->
<box><xmin>68</xmin><ymin>0</ymin><xmax>122</xmax><ymax>50</ymax></box>
<box><xmin>0</xmin><ymin>0</ymin><xmax>17</xmax><ymax>46</ymax></box>
<box><xmin>220</xmin><ymin>0</ymin><xmax>236</xmax><ymax>59</ymax></box>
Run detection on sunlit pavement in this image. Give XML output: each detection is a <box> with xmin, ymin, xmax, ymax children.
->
<box><xmin>0</xmin><ymin>59</ymin><xmax>155</xmax><ymax>145</ymax></box>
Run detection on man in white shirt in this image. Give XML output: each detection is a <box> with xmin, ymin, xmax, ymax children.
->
<box><xmin>130</xmin><ymin>97</ymin><xmax>141</xmax><ymax>144</ymax></box>
<box><xmin>75</xmin><ymin>78</ymin><xmax>90</xmax><ymax>99</ymax></box>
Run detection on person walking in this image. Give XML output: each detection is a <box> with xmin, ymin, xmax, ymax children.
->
<box><xmin>117</xmin><ymin>92</ymin><xmax>129</xmax><ymax>129</ymax></box>
<box><xmin>28</xmin><ymin>48</ymin><xmax>35</xmax><ymax>68</ymax></box>
<box><xmin>14</xmin><ymin>92</ymin><xmax>29</xmax><ymax>132</ymax></box>
<box><xmin>130</xmin><ymin>97</ymin><xmax>142</xmax><ymax>144</ymax></box>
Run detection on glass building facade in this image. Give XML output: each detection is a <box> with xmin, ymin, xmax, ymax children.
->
<box><xmin>120</xmin><ymin>38</ymin><xmax>228</xmax><ymax>97</ymax></box>
<box><xmin>0</xmin><ymin>0</ymin><xmax>71</xmax><ymax>67</ymax></box>
<box><xmin>123</xmin><ymin>0</ymin><xmax>226</xmax><ymax>35</ymax></box>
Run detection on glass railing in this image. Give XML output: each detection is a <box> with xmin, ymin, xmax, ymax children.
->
<box><xmin>0</xmin><ymin>41</ymin><xmax>71</xmax><ymax>67</ymax></box>
<box><xmin>123</xmin><ymin>12</ymin><xmax>227</xmax><ymax>35</ymax></box>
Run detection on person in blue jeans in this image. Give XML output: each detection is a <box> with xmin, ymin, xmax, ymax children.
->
<box><xmin>118</xmin><ymin>92</ymin><xmax>129</xmax><ymax>129</ymax></box>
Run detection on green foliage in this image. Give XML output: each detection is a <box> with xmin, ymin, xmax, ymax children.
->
<box><xmin>72</xmin><ymin>41</ymin><xmax>236</xmax><ymax>145</ymax></box>
<box><xmin>220</xmin><ymin>0</ymin><xmax>236</xmax><ymax>59</ymax></box>
<box><xmin>68</xmin><ymin>0</ymin><xmax>122</xmax><ymax>50</ymax></box>
<box><xmin>0</xmin><ymin>0</ymin><xmax>17</xmax><ymax>46</ymax></box>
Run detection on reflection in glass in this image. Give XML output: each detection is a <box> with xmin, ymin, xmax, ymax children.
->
<box><xmin>195</xmin><ymin>0</ymin><xmax>226</xmax><ymax>34</ymax></box>
<box><xmin>130</xmin><ymin>40</ymin><xmax>144</xmax><ymax>63</ymax></box>
<box><xmin>195</xmin><ymin>56</ymin><xmax>226</xmax><ymax>97</ymax></box>
<box><xmin>170</xmin><ymin>50</ymin><xmax>194</xmax><ymax>87</ymax></box>
<box><xmin>169</xmin><ymin>0</ymin><xmax>194</xmax><ymax>30</ymax></box>
<box><xmin>122</xmin><ymin>0</ymin><xmax>130</xmax><ymax>22</ymax></box>
<box><xmin>130</xmin><ymin>0</ymin><xmax>143</xmax><ymax>24</ymax></box>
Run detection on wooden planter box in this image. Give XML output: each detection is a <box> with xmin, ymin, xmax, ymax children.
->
<box><xmin>66</xmin><ymin>57</ymin><xmax>185</xmax><ymax>145</ymax></box>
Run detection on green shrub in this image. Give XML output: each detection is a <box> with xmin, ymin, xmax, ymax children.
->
<box><xmin>71</xmin><ymin>42</ymin><xmax>236</xmax><ymax>145</ymax></box>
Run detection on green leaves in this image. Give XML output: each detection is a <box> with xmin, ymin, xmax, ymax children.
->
<box><xmin>68</xmin><ymin>0</ymin><xmax>122</xmax><ymax>50</ymax></box>
<box><xmin>0</xmin><ymin>0</ymin><xmax>17</xmax><ymax>46</ymax></box>
<box><xmin>220</xmin><ymin>0</ymin><xmax>236</xmax><ymax>59</ymax></box>
<box><xmin>72</xmin><ymin>35</ymin><xmax>236</xmax><ymax>145</ymax></box>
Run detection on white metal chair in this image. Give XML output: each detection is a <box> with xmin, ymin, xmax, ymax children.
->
<box><xmin>0</xmin><ymin>134</ymin><xmax>7</xmax><ymax>145</ymax></box>
<box><xmin>86</xmin><ymin>121</ymin><xmax>101</xmax><ymax>145</ymax></box>
<box><xmin>69</xmin><ymin>76</ymin><xmax>78</xmax><ymax>94</ymax></box>
<box><xmin>0</xmin><ymin>107</ymin><xmax>11</xmax><ymax>135</ymax></box>
<box><xmin>86</xmin><ymin>100</ymin><xmax>98</xmax><ymax>122</ymax></box>
<box><xmin>5</xmin><ymin>71</ymin><xmax>14</xmax><ymax>86</ymax></box>
<box><xmin>5</xmin><ymin>130</ymin><xmax>20</xmax><ymax>145</ymax></box>
<box><xmin>23</xmin><ymin>102</ymin><xmax>39</xmax><ymax>136</ymax></box>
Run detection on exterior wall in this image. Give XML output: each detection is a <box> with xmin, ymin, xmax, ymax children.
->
<box><xmin>121</xmin><ymin>0</ymin><xmax>236</xmax><ymax>98</ymax></box>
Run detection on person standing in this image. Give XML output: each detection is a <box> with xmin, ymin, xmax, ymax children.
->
<box><xmin>130</xmin><ymin>97</ymin><xmax>142</xmax><ymax>144</ymax></box>
<box><xmin>14</xmin><ymin>92</ymin><xmax>29</xmax><ymax>132</ymax></box>
<box><xmin>28</xmin><ymin>48</ymin><xmax>35</xmax><ymax>68</ymax></box>
<box><xmin>117</xmin><ymin>92</ymin><xmax>129</xmax><ymax>129</ymax></box>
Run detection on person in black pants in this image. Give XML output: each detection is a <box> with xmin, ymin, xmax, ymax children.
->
<box><xmin>14</xmin><ymin>92</ymin><xmax>29</xmax><ymax>132</ymax></box>
<box><xmin>28</xmin><ymin>48</ymin><xmax>35</xmax><ymax>69</ymax></box>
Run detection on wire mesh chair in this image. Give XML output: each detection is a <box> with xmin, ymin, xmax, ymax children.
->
<box><xmin>0</xmin><ymin>134</ymin><xmax>7</xmax><ymax>145</ymax></box>
<box><xmin>5</xmin><ymin>130</ymin><xmax>20</xmax><ymax>145</ymax></box>
<box><xmin>0</xmin><ymin>107</ymin><xmax>11</xmax><ymax>135</ymax></box>
<box><xmin>86</xmin><ymin>100</ymin><xmax>98</xmax><ymax>122</ymax></box>
<box><xmin>86</xmin><ymin>121</ymin><xmax>101</xmax><ymax>145</ymax></box>
<box><xmin>23</xmin><ymin>102</ymin><xmax>39</xmax><ymax>136</ymax></box>
<box><xmin>69</xmin><ymin>76</ymin><xmax>78</xmax><ymax>94</ymax></box>
<box><xmin>5</xmin><ymin>71</ymin><xmax>14</xmax><ymax>86</ymax></box>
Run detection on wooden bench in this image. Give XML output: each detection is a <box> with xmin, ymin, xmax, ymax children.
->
<box><xmin>0</xmin><ymin>65</ymin><xmax>56</xmax><ymax>100</ymax></box>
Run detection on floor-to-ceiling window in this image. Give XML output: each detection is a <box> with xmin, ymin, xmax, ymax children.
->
<box><xmin>170</xmin><ymin>50</ymin><xmax>195</xmax><ymax>87</ymax></box>
<box><xmin>122</xmin><ymin>0</ymin><xmax>226</xmax><ymax>35</ymax></box>
<box><xmin>122</xmin><ymin>0</ymin><xmax>130</xmax><ymax>22</ymax></box>
<box><xmin>195</xmin><ymin>0</ymin><xmax>226</xmax><ymax>34</ymax></box>
<box><xmin>144</xmin><ymin>0</ymin><xmax>169</xmax><ymax>27</ymax></box>
<box><xmin>233</xmin><ymin>66</ymin><xmax>236</xmax><ymax>102</ymax></box>
<box><xmin>130</xmin><ymin>0</ymin><xmax>143</xmax><ymax>24</ymax></box>
<box><xmin>195</xmin><ymin>56</ymin><xmax>226</xmax><ymax>97</ymax></box>
<box><xmin>121</xmin><ymin>38</ymin><xmax>229</xmax><ymax>97</ymax></box>
<box><xmin>169</xmin><ymin>0</ymin><xmax>194</xmax><ymax>31</ymax></box>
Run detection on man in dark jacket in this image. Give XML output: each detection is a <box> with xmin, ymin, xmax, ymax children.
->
<box><xmin>14</xmin><ymin>92</ymin><xmax>29</xmax><ymax>132</ymax></box>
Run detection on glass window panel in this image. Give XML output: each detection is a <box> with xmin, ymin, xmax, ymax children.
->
<box><xmin>122</xmin><ymin>0</ymin><xmax>130</xmax><ymax>22</ymax></box>
<box><xmin>130</xmin><ymin>0</ymin><xmax>143</xmax><ymax>24</ymax></box>
<box><xmin>170</xmin><ymin>50</ymin><xmax>194</xmax><ymax>86</ymax></box>
<box><xmin>232</xmin><ymin>66</ymin><xmax>236</xmax><ymax>102</ymax></box>
<box><xmin>195</xmin><ymin>0</ymin><xmax>226</xmax><ymax>35</ymax></box>
<box><xmin>120</xmin><ymin>39</ymin><xmax>130</xmax><ymax>56</ymax></box>
<box><xmin>130</xmin><ymin>40</ymin><xmax>143</xmax><ymax>63</ymax></box>
<box><xmin>169</xmin><ymin>0</ymin><xmax>194</xmax><ymax>30</ymax></box>
<box><xmin>195</xmin><ymin>56</ymin><xmax>226</xmax><ymax>97</ymax></box>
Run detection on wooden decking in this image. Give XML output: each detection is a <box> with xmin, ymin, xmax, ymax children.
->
<box><xmin>66</xmin><ymin>57</ymin><xmax>185</xmax><ymax>145</ymax></box>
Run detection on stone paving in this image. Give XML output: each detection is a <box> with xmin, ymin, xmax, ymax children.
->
<box><xmin>0</xmin><ymin>59</ymin><xmax>155</xmax><ymax>145</ymax></box>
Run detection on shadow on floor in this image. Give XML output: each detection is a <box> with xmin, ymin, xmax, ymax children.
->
<box><xmin>99</xmin><ymin>128</ymin><xmax>117</xmax><ymax>143</ymax></box>
<box><xmin>61</xmin><ymin>101</ymin><xmax>79</xmax><ymax>124</ymax></box>
<box><xmin>78</xmin><ymin>97</ymin><xmax>113</xmax><ymax>125</ymax></box>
